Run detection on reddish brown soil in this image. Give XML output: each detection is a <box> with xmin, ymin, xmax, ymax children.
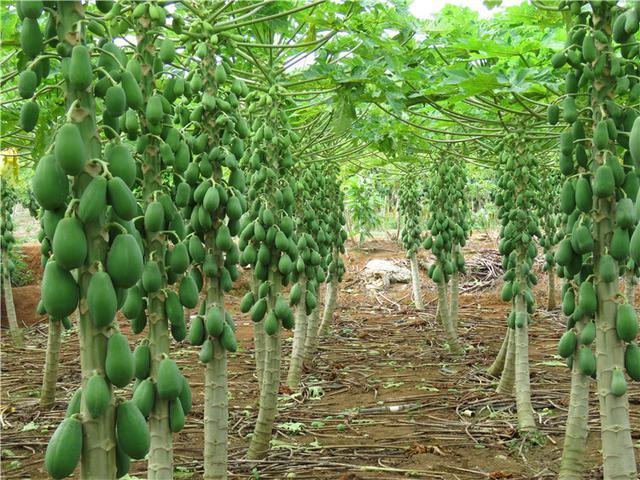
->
<box><xmin>1</xmin><ymin>234</ymin><xmax>639</xmax><ymax>479</ymax></box>
<box><xmin>1</xmin><ymin>244</ymin><xmax>45</xmax><ymax>327</ymax></box>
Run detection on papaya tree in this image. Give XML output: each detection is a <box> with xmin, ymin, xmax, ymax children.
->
<box><xmin>287</xmin><ymin>162</ymin><xmax>329</xmax><ymax>388</ymax></box>
<box><xmin>537</xmin><ymin>169</ymin><xmax>562</xmax><ymax>310</ymax></box>
<box><xmin>398</xmin><ymin>172</ymin><xmax>424</xmax><ymax>309</ymax></box>
<box><xmin>550</xmin><ymin>1</ymin><xmax>639</xmax><ymax>476</ymax></box>
<box><xmin>18</xmin><ymin>1</ymin><xmax>149</xmax><ymax>477</ymax></box>
<box><xmin>240</xmin><ymin>83</ymin><xmax>298</xmax><ymax>459</ymax></box>
<box><xmin>423</xmin><ymin>153</ymin><xmax>470</xmax><ymax>353</ymax></box>
<box><xmin>101</xmin><ymin>3</ymin><xmax>195</xmax><ymax>477</ymax></box>
<box><xmin>317</xmin><ymin>169</ymin><xmax>348</xmax><ymax>336</ymax></box>
<box><xmin>183</xmin><ymin>31</ymin><xmax>250</xmax><ymax>478</ymax></box>
<box><xmin>0</xmin><ymin>179</ymin><xmax>24</xmax><ymax>348</ymax></box>
<box><xmin>491</xmin><ymin>130</ymin><xmax>540</xmax><ymax>433</ymax></box>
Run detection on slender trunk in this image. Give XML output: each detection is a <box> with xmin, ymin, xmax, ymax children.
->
<box><xmin>303</xmin><ymin>306</ymin><xmax>321</xmax><ymax>366</ymax></box>
<box><xmin>497</xmin><ymin>328</ymin><xmax>515</xmax><ymax>394</ymax></box>
<box><xmin>594</xmin><ymin>198</ymin><xmax>637</xmax><ymax>479</ymax></box>
<box><xmin>450</xmin><ymin>270</ymin><xmax>460</xmax><ymax>329</ymax></box>
<box><xmin>286</xmin><ymin>276</ymin><xmax>307</xmax><ymax>389</ymax></box>
<box><xmin>204</xmin><ymin>279</ymin><xmax>228</xmax><ymax>480</ymax></box>
<box><xmin>252</xmin><ymin>276</ymin><xmax>265</xmax><ymax>388</ymax></box>
<box><xmin>624</xmin><ymin>271</ymin><xmax>635</xmax><ymax>306</ymax></box>
<box><xmin>487</xmin><ymin>329</ymin><xmax>509</xmax><ymax>378</ymax></box>
<box><xmin>40</xmin><ymin>318</ymin><xmax>62</xmax><ymax>408</ymax></box>
<box><xmin>547</xmin><ymin>269</ymin><xmax>556</xmax><ymax>310</ymax></box>
<box><xmin>2</xmin><ymin>253</ymin><xmax>24</xmax><ymax>348</ymax></box>
<box><xmin>319</xmin><ymin>275</ymin><xmax>338</xmax><ymax>336</ymax></box>
<box><xmin>437</xmin><ymin>277</ymin><xmax>460</xmax><ymax>354</ymax></box>
<box><xmin>248</xmin><ymin>272</ymin><xmax>282</xmax><ymax>460</ymax></box>
<box><xmin>147</xmin><ymin>295</ymin><xmax>172</xmax><ymax>479</ymax></box>
<box><xmin>409</xmin><ymin>253</ymin><xmax>424</xmax><ymax>309</ymax></box>
<box><xmin>513</xmin><ymin>292</ymin><xmax>536</xmax><ymax>432</ymax></box>
<box><xmin>559</xmin><ymin>333</ymin><xmax>590</xmax><ymax>480</ymax></box>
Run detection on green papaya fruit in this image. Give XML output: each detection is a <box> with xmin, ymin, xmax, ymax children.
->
<box><xmin>69</xmin><ymin>45</ymin><xmax>93</xmax><ymax>90</ymax></box>
<box><xmin>105</xmin><ymin>85</ymin><xmax>126</xmax><ymax>117</ymax></box>
<box><xmin>106</xmin><ymin>234</ymin><xmax>143</xmax><ymax>288</ymax></box>
<box><xmin>199</xmin><ymin>338</ymin><xmax>214</xmax><ymax>363</ymax></box>
<box><xmin>593</xmin><ymin>165</ymin><xmax>614</xmax><ymax>198</ymax></box>
<box><xmin>42</xmin><ymin>260</ymin><xmax>79</xmax><ymax>318</ymax></box>
<box><xmin>87</xmin><ymin>271</ymin><xmax>117</xmax><ymax>328</ymax></box>
<box><xmin>132</xmin><ymin>378</ymin><xmax>155</xmax><ymax>418</ymax></box>
<box><xmin>116</xmin><ymin>400</ymin><xmax>150</xmax><ymax>460</ymax></box>
<box><xmin>579</xmin><ymin>320</ymin><xmax>596</xmax><ymax>345</ymax></box>
<box><xmin>578</xmin><ymin>281</ymin><xmax>597</xmax><ymax>316</ymax></box>
<box><xmin>205</xmin><ymin>307</ymin><xmax>224</xmax><ymax>337</ymax></box>
<box><xmin>616</xmin><ymin>197</ymin><xmax>636</xmax><ymax>229</ymax></box>
<box><xmin>44</xmin><ymin>416</ymin><xmax>82</xmax><ymax>479</ymax></box>
<box><xmin>251</xmin><ymin>297</ymin><xmax>267</xmax><ymax>322</ymax></box>
<box><xmin>134</xmin><ymin>343</ymin><xmax>150</xmax><ymax>380</ymax></box>
<box><xmin>121</xmin><ymin>70</ymin><xmax>143</xmax><ymax>109</ymax></box>
<box><xmin>78</xmin><ymin>175</ymin><xmax>108</xmax><ymax>223</ymax></box>
<box><xmin>122</xmin><ymin>285</ymin><xmax>144</xmax><ymax>320</ymax></box>
<box><xmin>610</xmin><ymin>368</ymin><xmax>627</xmax><ymax>397</ymax></box>
<box><xmin>169</xmin><ymin>398</ymin><xmax>185</xmax><ymax>433</ymax></box>
<box><xmin>599</xmin><ymin>254</ymin><xmax>618</xmax><ymax>283</ymax></box>
<box><xmin>18</xmin><ymin>69</ymin><xmax>38</xmax><ymax>99</ymax></box>
<box><xmin>156</xmin><ymin>357</ymin><xmax>182</xmax><ymax>400</ymax></box>
<box><xmin>178</xmin><ymin>375</ymin><xmax>192</xmax><ymax>415</ymax></box>
<box><xmin>107</xmin><ymin>177</ymin><xmax>138</xmax><ymax>221</ymax></box>
<box><xmin>52</xmin><ymin>217</ymin><xmax>87</xmax><ymax>270</ymax></box>
<box><xmin>625</xmin><ymin>342</ymin><xmax>640</xmax><ymax>380</ymax></box>
<box><xmin>85</xmin><ymin>373</ymin><xmax>110</xmax><ymax>418</ymax></box>
<box><xmin>32</xmin><ymin>155</ymin><xmax>69</xmax><ymax>210</ymax></box>
<box><xmin>189</xmin><ymin>315</ymin><xmax>205</xmax><ymax>346</ymax></box>
<box><xmin>142</xmin><ymin>261</ymin><xmax>162</xmax><ymax>293</ymax></box>
<box><xmin>220</xmin><ymin>323</ymin><xmax>237</xmax><ymax>352</ymax></box>
<box><xmin>616</xmin><ymin>303</ymin><xmax>638</xmax><ymax>342</ymax></box>
<box><xmin>20</xmin><ymin>18</ymin><xmax>42</xmax><ymax>58</ymax></box>
<box><xmin>106</xmin><ymin>144</ymin><xmax>136</xmax><ymax>187</ymax></box>
<box><xmin>264</xmin><ymin>311</ymin><xmax>279</xmax><ymax>335</ymax></box>
<box><xmin>116</xmin><ymin>444</ymin><xmax>130</xmax><ymax>479</ymax></box>
<box><xmin>65</xmin><ymin>388</ymin><xmax>82</xmax><ymax>418</ymax></box>
<box><xmin>577</xmin><ymin>346</ymin><xmax>596</xmax><ymax>376</ymax></box>
<box><xmin>178</xmin><ymin>274</ymin><xmax>198</xmax><ymax>308</ymax></box>
<box><xmin>105</xmin><ymin>332</ymin><xmax>134</xmax><ymax>388</ymax></box>
<box><xmin>611</xmin><ymin>227</ymin><xmax>630</xmax><ymax>261</ymax></box>
<box><xmin>575</xmin><ymin>176</ymin><xmax>593</xmax><ymax>213</ymax></box>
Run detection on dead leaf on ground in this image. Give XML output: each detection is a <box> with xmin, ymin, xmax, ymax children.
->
<box><xmin>489</xmin><ymin>471</ymin><xmax>516</xmax><ymax>479</ymax></box>
<box><xmin>408</xmin><ymin>442</ymin><xmax>446</xmax><ymax>456</ymax></box>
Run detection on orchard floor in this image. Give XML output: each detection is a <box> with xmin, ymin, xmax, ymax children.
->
<box><xmin>1</xmin><ymin>232</ymin><xmax>639</xmax><ymax>479</ymax></box>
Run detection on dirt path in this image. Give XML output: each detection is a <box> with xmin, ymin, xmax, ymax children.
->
<box><xmin>1</xmin><ymin>235</ymin><xmax>638</xmax><ymax>479</ymax></box>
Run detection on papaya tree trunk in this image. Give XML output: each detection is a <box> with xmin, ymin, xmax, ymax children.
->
<box><xmin>594</xmin><ymin>199</ymin><xmax>637</xmax><ymax>478</ymax></box>
<box><xmin>147</xmin><ymin>295</ymin><xmax>172</xmax><ymax>479</ymax></box>
<box><xmin>559</xmin><ymin>328</ymin><xmax>590</xmax><ymax>480</ymax></box>
<box><xmin>2</xmin><ymin>253</ymin><xmax>23</xmax><ymax>348</ymax></box>
<box><xmin>40</xmin><ymin>317</ymin><xmax>62</xmax><ymax>408</ymax></box>
<box><xmin>513</xmin><ymin>291</ymin><xmax>536</xmax><ymax>432</ymax></box>
<box><xmin>449</xmin><ymin>270</ymin><xmax>460</xmax><ymax>329</ymax></box>
<box><xmin>487</xmin><ymin>329</ymin><xmax>509</xmax><ymax>378</ymax></box>
<box><xmin>319</xmin><ymin>275</ymin><xmax>338</xmax><ymax>336</ymax></box>
<box><xmin>252</xmin><ymin>275</ymin><xmax>266</xmax><ymax>388</ymax></box>
<box><xmin>286</xmin><ymin>276</ymin><xmax>307</xmax><ymax>389</ymax></box>
<box><xmin>624</xmin><ymin>270</ymin><xmax>636</xmax><ymax>306</ymax></box>
<box><xmin>547</xmin><ymin>269</ymin><xmax>556</xmax><ymax>310</ymax></box>
<box><xmin>303</xmin><ymin>306</ymin><xmax>321</xmax><ymax>366</ymax></box>
<box><xmin>248</xmin><ymin>272</ymin><xmax>281</xmax><ymax>460</ymax></box>
<box><xmin>437</xmin><ymin>276</ymin><xmax>460</xmax><ymax>354</ymax></box>
<box><xmin>57</xmin><ymin>0</ymin><xmax>117</xmax><ymax>472</ymax></box>
<box><xmin>496</xmin><ymin>328</ymin><xmax>515</xmax><ymax>394</ymax></box>
<box><xmin>409</xmin><ymin>252</ymin><xmax>424</xmax><ymax>309</ymax></box>
<box><xmin>204</xmin><ymin>279</ymin><xmax>228</xmax><ymax>480</ymax></box>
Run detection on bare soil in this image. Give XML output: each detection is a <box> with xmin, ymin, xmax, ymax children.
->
<box><xmin>1</xmin><ymin>233</ymin><xmax>639</xmax><ymax>479</ymax></box>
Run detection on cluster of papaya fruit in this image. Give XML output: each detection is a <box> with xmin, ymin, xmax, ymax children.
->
<box><xmin>423</xmin><ymin>156</ymin><xmax>471</xmax><ymax>283</ymax></box>
<box><xmin>495</xmin><ymin>132</ymin><xmax>542</xmax><ymax>325</ymax></box>
<box><xmin>0</xmin><ymin>181</ymin><xmax>18</xmax><ymax>280</ymax></box>
<box><xmin>399</xmin><ymin>176</ymin><xmax>423</xmax><ymax>257</ymax></box>
<box><xmin>323</xmin><ymin>170</ymin><xmax>348</xmax><ymax>282</ymax></box>
<box><xmin>237</xmin><ymin>89</ymin><xmax>299</xmax><ymax>335</ymax></box>
<box><xmin>537</xmin><ymin>171</ymin><xmax>563</xmax><ymax>275</ymax></box>
<box><xmin>183</xmin><ymin>39</ymin><xmax>251</xmax><ymax>360</ymax></box>
<box><xmin>287</xmin><ymin>164</ymin><xmax>337</xmax><ymax>315</ymax></box>
<box><xmin>550</xmin><ymin>1</ymin><xmax>640</xmax><ymax>391</ymax></box>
